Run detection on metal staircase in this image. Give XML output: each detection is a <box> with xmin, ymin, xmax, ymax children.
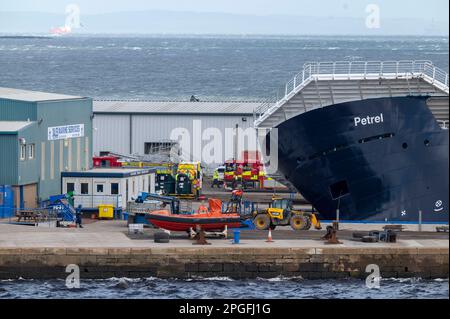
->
<box><xmin>46</xmin><ymin>195</ymin><xmax>76</xmax><ymax>222</ymax></box>
<box><xmin>254</xmin><ymin>61</ymin><xmax>449</xmax><ymax>129</ymax></box>
<box><xmin>59</xmin><ymin>199</ymin><xmax>76</xmax><ymax>222</ymax></box>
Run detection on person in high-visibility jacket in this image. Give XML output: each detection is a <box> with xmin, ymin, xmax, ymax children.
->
<box><xmin>232</xmin><ymin>174</ymin><xmax>240</xmax><ymax>190</ymax></box>
<box><xmin>212</xmin><ymin>169</ymin><xmax>220</xmax><ymax>188</ymax></box>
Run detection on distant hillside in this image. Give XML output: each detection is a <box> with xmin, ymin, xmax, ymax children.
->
<box><xmin>0</xmin><ymin>10</ymin><xmax>448</xmax><ymax>36</ymax></box>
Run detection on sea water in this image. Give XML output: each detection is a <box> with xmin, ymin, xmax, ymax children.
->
<box><xmin>0</xmin><ymin>277</ymin><xmax>448</xmax><ymax>299</ymax></box>
<box><xmin>0</xmin><ymin>35</ymin><xmax>448</xmax><ymax>101</ymax></box>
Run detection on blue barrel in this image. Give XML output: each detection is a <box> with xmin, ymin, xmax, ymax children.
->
<box><xmin>233</xmin><ymin>229</ymin><xmax>241</xmax><ymax>244</ymax></box>
<box><xmin>0</xmin><ymin>185</ymin><xmax>14</xmax><ymax>218</ymax></box>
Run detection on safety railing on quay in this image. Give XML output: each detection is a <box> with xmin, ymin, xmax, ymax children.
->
<box><xmin>0</xmin><ymin>207</ymin><xmax>60</xmax><ymax>225</ymax></box>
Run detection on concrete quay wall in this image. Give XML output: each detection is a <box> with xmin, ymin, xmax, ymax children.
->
<box><xmin>0</xmin><ymin>246</ymin><xmax>448</xmax><ymax>280</ymax></box>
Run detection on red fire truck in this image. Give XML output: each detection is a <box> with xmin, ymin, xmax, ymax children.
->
<box><xmin>224</xmin><ymin>151</ymin><xmax>264</xmax><ymax>189</ymax></box>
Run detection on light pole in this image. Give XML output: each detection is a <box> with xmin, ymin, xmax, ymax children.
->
<box><xmin>335</xmin><ymin>192</ymin><xmax>342</xmax><ymax>230</ymax></box>
<box><xmin>234</xmin><ymin>123</ymin><xmax>239</xmax><ymax>161</ymax></box>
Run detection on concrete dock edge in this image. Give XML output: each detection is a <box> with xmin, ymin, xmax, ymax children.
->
<box><xmin>0</xmin><ymin>246</ymin><xmax>448</xmax><ymax>280</ymax></box>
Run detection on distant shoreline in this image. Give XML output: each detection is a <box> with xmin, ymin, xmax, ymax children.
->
<box><xmin>0</xmin><ymin>34</ymin><xmax>448</xmax><ymax>39</ymax></box>
<box><xmin>0</xmin><ymin>35</ymin><xmax>53</xmax><ymax>39</ymax></box>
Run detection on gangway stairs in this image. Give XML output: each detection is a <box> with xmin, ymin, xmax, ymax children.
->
<box><xmin>46</xmin><ymin>195</ymin><xmax>76</xmax><ymax>222</ymax></box>
<box><xmin>254</xmin><ymin>61</ymin><xmax>449</xmax><ymax>130</ymax></box>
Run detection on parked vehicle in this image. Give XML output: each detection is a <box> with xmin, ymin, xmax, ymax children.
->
<box><xmin>175</xmin><ymin>162</ymin><xmax>203</xmax><ymax>198</ymax></box>
<box><xmin>253</xmin><ymin>196</ymin><xmax>322</xmax><ymax>231</ymax></box>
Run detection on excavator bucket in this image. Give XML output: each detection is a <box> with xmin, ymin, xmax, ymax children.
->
<box><xmin>311</xmin><ymin>213</ymin><xmax>322</xmax><ymax>230</ymax></box>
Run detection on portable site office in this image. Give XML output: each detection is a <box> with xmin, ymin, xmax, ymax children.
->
<box><xmin>61</xmin><ymin>168</ymin><xmax>156</xmax><ymax>211</ymax></box>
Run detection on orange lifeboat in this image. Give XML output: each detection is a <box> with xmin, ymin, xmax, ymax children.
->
<box><xmin>146</xmin><ymin>198</ymin><xmax>241</xmax><ymax>232</ymax></box>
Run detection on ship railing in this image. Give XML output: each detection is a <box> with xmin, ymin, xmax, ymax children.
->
<box><xmin>254</xmin><ymin>60</ymin><xmax>449</xmax><ymax>126</ymax></box>
<box><xmin>127</xmin><ymin>201</ymin><xmax>161</xmax><ymax>215</ymax></box>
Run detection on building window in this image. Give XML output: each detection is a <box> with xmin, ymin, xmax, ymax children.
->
<box><xmin>144</xmin><ymin>142</ymin><xmax>175</xmax><ymax>155</ymax></box>
<box><xmin>20</xmin><ymin>144</ymin><xmax>26</xmax><ymax>160</ymax></box>
<box><xmin>81</xmin><ymin>183</ymin><xmax>89</xmax><ymax>194</ymax></box>
<box><xmin>96</xmin><ymin>184</ymin><xmax>104</xmax><ymax>193</ymax></box>
<box><xmin>111</xmin><ymin>183</ymin><xmax>119</xmax><ymax>195</ymax></box>
<box><xmin>67</xmin><ymin>183</ymin><xmax>75</xmax><ymax>193</ymax></box>
<box><xmin>28</xmin><ymin>144</ymin><xmax>35</xmax><ymax>159</ymax></box>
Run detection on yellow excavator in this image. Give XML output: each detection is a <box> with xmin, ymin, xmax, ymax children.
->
<box><xmin>253</xmin><ymin>196</ymin><xmax>322</xmax><ymax>231</ymax></box>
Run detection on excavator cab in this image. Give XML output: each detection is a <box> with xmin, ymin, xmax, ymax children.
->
<box><xmin>266</xmin><ymin>197</ymin><xmax>292</xmax><ymax>221</ymax></box>
<box><xmin>270</xmin><ymin>197</ymin><xmax>293</xmax><ymax>210</ymax></box>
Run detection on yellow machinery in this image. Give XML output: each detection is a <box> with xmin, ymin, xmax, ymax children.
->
<box><xmin>253</xmin><ymin>196</ymin><xmax>321</xmax><ymax>231</ymax></box>
<box><xmin>122</xmin><ymin>161</ymin><xmax>175</xmax><ymax>174</ymax></box>
<box><xmin>121</xmin><ymin>161</ymin><xmax>144</xmax><ymax>168</ymax></box>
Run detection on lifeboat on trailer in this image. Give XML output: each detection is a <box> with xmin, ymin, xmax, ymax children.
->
<box><xmin>146</xmin><ymin>198</ymin><xmax>242</xmax><ymax>232</ymax></box>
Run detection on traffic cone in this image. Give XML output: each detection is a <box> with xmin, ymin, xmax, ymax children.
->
<box><xmin>266</xmin><ymin>229</ymin><xmax>274</xmax><ymax>243</ymax></box>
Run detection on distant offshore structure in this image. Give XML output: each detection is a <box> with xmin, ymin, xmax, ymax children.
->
<box><xmin>50</xmin><ymin>25</ymin><xmax>73</xmax><ymax>36</ymax></box>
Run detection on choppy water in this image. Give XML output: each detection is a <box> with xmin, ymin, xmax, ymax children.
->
<box><xmin>0</xmin><ymin>277</ymin><xmax>448</xmax><ymax>299</ymax></box>
<box><xmin>0</xmin><ymin>35</ymin><xmax>448</xmax><ymax>100</ymax></box>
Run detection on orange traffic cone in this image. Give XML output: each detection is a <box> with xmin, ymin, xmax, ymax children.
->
<box><xmin>266</xmin><ymin>229</ymin><xmax>274</xmax><ymax>243</ymax></box>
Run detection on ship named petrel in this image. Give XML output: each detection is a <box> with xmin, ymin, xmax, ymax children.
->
<box><xmin>255</xmin><ymin>61</ymin><xmax>449</xmax><ymax>223</ymax></box>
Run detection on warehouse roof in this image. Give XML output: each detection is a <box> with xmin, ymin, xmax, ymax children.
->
<box><xmin>0</xmin><ymin>87</ymin><xmax>85</xmax><ymax>102</ymax></box>
<box><xmin>93</xmin><ymin>100</ymin><xmax>261</xmax><ymax>115</ymax></box>
<box><xmin>0</xmin><ymin>121</ymin><xmax>35</xmax><ymax>133</ymax></box>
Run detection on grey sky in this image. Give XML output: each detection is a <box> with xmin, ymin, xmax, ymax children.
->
<box><xmin>1</xmin><ymin>0</ymin><xmax>448</xmax><ymax>35</ymax></box>
<box><xmin>1</xmin><ymin>0</ymin><xmax>448</xmax><ymax>21</ymax></box>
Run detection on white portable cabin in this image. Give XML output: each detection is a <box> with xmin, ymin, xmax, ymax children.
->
<box><xmin>61</xmin><ymin>168</ymin><xmax>156</xmax><ymax>210</ymax></box>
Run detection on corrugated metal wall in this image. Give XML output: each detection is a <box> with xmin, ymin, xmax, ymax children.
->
<box><xmin>93</xmin><ymin>114</ymin><xmax>130</xmax><ymax>155</ymax></box>
<box><xmin>131</xmin><ymin>114</ymin><xmax>253</xmax><ymax>156</ymax></box>
<box><xmin>36</xmin><ymin>99</ymin><xmax>93</xmax><ymax>200</ymax></box>
<box><xmin>93</xmin><ymin>113</ymin><xmax>255</xmax><ymax>169</ymax></box>
<box><xmin>17</xmin><ymin>123</ymin><xmax>39</xmax><ymax>186</ymax></box>
<box><xmin>0</xmin><ymin>134</ymin><xmax>18</xmax><ymax>185</ymax></box>
<box><xmin>0</xmin><ymin>99</ymin><xmax>37</xmax><ymax>121</ymax></box>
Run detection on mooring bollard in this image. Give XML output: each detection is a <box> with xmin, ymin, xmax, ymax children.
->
<box><xmin>192</xmin><ymin>225</ymin><xmax>211</xmax><ymax>245</ymax></box>
<box><xmin>333</xmin><ymin>221</ymin><xmax>339</xmax><ymax>231</ymax></box>
<box><xmin>323</xmin><ymin>224</ymin><xmax>343</xmax><ymax>245</ymax></box>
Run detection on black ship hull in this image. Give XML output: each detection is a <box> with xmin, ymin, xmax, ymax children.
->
<box><xmin>272</xmin><ymin>96</ymin><xmax>449</xmax><ymax>223</ymax></box>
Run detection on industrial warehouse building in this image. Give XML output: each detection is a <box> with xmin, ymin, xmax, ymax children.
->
<box><xmin>0</xmin><ymin>87</ymin><xmax>93</xmax><ymax>208</ymax></box>
<box><xmin>92</xmin><ymin>100</ymin><xmax>262</xmax><ymax>172</ymax></box>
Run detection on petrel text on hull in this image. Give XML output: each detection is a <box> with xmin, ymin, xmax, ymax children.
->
<box><xmin>255</xmin><ymin>61</ymin><xmax>449</xmax><ymax>223</ymax></box>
